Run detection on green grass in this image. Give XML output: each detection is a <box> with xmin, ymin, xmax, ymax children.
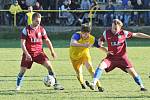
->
<box><xmin>0</xmin><ymin>40</ymin><xmax>150</xmax><ymax>100</ymax></box>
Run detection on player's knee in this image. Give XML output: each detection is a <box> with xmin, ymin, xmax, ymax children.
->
<box><xmin>98</xmin><ymin>61</ymin><xmax>107</xmax><ymax>70</ymax></box>
<box><xmin>76</xmin><ymin>71</ymin><xmax>82</xmax><ymax>77</ymax></box>
<box><xmin>20</xmin><ymin>67</ymin><xmax>27</xmax><ymax>73</ymax></box>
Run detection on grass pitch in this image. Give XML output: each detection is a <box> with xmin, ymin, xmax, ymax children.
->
<box><xmin>0</xmin><ymin>40</ymin><xmax>150</xmax><ymax>100</ymax></box>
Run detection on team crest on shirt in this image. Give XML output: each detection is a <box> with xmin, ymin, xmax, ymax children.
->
<box><xmin>38</xmin><ymin>32</ymin><xmax>41</xmax><ymax>37</ymax></box>
<box><xmin>118</xmin><ymin>35</ymin><xmax>122</xmax><ymax>38</ymax></box>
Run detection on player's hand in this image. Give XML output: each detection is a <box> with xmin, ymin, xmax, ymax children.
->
<box><xmin>51</xmin><ymin>51</ymin><xmax>57</xmax><ymax>59</ymax></box>
<box><xmin>83</xmin><ymin>42</ymin><xmax>91</xmax><ymax>48</ymax></box>
<box><xmin>25</xmin><ymin>54</ymin><xmax>32</xmax><ymax>61</ymax></box>
<box><xmin>107</xmin><ymin>51</ymin><xmax>114</xmax><ymax>56</ymax></box>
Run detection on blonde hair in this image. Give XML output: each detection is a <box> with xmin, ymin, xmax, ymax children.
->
<box><xmin>113</xmin><ymin>19</ymin><xmax>123</xmax><ymax>27</ymax></box>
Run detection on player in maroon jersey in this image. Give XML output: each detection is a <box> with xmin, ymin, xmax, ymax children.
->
<box><xmin>86</xmin><ymin>19</ymin><xmax>150</xmax><ymax>91</ymax></box>
<box><xmin>16</xmin><ymin>13</ymin><xmax>64</xmax><ymax>90</ymax></box>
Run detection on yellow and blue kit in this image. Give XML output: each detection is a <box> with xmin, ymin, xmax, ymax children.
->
<box><xmin>69</xmin><ymin>31</ymin><xmax>100</xmax><ymax>72</ymax></box>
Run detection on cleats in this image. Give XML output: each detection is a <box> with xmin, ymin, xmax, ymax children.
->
<box><xmin>140</xmin><ymin>88</ymin><xmax>147</xmax><ymax>91</ymax></box>
<box><xmin>53</xmin><ymin>83</ymin><xmax>64</xmax><ymax>90</ymax></box>
<box><xmin>85</xmin><ymin>81</ymin><xmax>95</xmax><ymax>90</ymax></box>
<box><xmin>81</xmin><ymin>83</ymin><xmax>87</xmax><ymax>89</ymax></box>
<box><xmin>16</xmin><ymin>86</ymin><xmax>21</xmax><ymax>91</ymax></box>
<box><xmin>98</xmin><ymin>87</ymin><xmax>104</xmax><ymax>92</ymax></box>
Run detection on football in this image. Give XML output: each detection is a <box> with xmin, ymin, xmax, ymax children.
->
<box><xmin>43</xmin><ymin>75</ymin><xmax>55</xmax><ymax>87</ymax></box>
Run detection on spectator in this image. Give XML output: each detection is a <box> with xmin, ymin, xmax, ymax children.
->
<box><xmin>103</xmin><ymin>0</ymin><xmax>115</xmax><ymax>26</ymax></box>
<box><xmin>9</xmin><ymin>0</ymin><xmax>22</xmax><ymax>25</ymax></box>
<box><xmin>59</xmin><ymin>0</ymin><xmax>75</xmax><ymax>26</ymax></box>
<box><xmin>143</xmin><ymin>0</ymin><xmax>150</xmax><ymax>25</ymax></box>
<box><xmin>33</xmin><ymin>1</ymin><xmax>43</xmax><ymax>10</ymax></box>
<box><xmin>37</xmin><ymin>0</ymin><xmax>50</xmax><ymax>10</ymax></box>
<box><xmin>133</xmin><ymin>0</ymin><xmax>144</xmax><ymax>26</ymax></box>
<box><xmin>49</xmin><ymin>0</ymin><xmax>57</xmax><ymax>24</ymax></box>
<box><xmin>19</xmin><ymin>0</ymin><xmax>28</xmax><ymax>10</ymax></box>
<box><xmin>9</xmin><ymin>1</ymin><xmax>22</xmax><ymax>15</ymax></box>
<box><xmin>122</xmin><ymin>0</ymin><xmax>128</xmax><ymax>6</ymax></box>
<box><xmin>80</xmin><ymin>0</ymin><xmax>91</xmax><ymax>23</ymax></box>
<box><xmin>0</xmin><ymin>0</ymin><xmax>4</xmax><ymax>25</ymax></box>
<box><xmin>26</xmin><ymin>0</ymin><xmax>36</xmax><ymax>6</ymax></box>
<box><xmin>18</xmin><ymin>0</ymin><xmax>28</xmax><ymax>25</ymax></box>
<box><xmin>3</xmin><ymin>0</ymin><xmax>12</xmax><ymax>25</ymax></box>
<box><xmin>115</xmin><ymin>0</ymin><xmax>124</xmax><ymax>21</ymax></box>
<box><xmin>124</xmin><ymin>0</ymin><xmax>133</xmax><ymax>27</ymax></box>
<box><xmin>25</xmin><ymin>6</ymin><xmax>35</xmax><ymax>25</ymax></box>
<box><xmin>81</xmin><ymin>0</ymin><xmax>91</xmax><ymax>10</ymax></box>
<box><xmin>69</xmin><ymin>0</ymin><xmax>81</xmax><ymax>25</ymax></box>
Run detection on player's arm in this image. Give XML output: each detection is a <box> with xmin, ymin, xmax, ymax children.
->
<box><xmin>21</xmin><ymin>39</ymin><xmax>32</xmax><ymax>61</ymax></box>
<box><xmin>132</xmin><ymin>32</ymin><xmax>150</xmax><ymax>39</ymax></box>
<box><xmin>21</xmin><ymin>27</ymin><xmax>32</xmax><ymax>61</ymax></box>
<box><xmin>70</xmin><ymin>33</ymin><xmax>91</xmax><ymax>47</ymax></box>
<box><xmin>70</xmin><ymin>39</ymin><xmax>91</xmax><ymax>47</ymax></box>
<box><xmin>93</xmin><ymin>39</ymin><xmax>108</xmax><ymax>54</ymax></box>
<box><xmin>42</xmin><ymin>28</ymin><xmax>56</xmax><ymax>59</ymax></box>
<box><xmin>44</xmin><ymin>38</ymin><xmax>56</xmax><ymax>59</ymax></box>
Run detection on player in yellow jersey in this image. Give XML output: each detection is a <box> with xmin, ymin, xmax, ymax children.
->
<box><xmin>69</xmin><ymin>23</ymin><xmax>107</xmax><ymax>92</ymax></box>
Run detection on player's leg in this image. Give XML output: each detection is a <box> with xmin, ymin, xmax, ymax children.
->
<box><xmin>71</xmin><ymin>60</ymin><xmax>86</xmax><ymax>89</ymax></box>
<box><xmin>86</xmin><ymin>60</ymin><xmax>108</xmax><ymax>90</ymax></box>
<box><xmin>42</xmin><ymin>60</ymin><xmax>64</xmax><ymax>90</ymax></box>
<box><xmin>16</xmin><ymin>54</ymin><xmax>33</xmax><ymax>91</ymax></box>
<box><xmin>42</xmin><ymin>60</ymin><xmax>55</xmax><ymax>78</ymax></box>
<box><xmin>84</xmin><ymin>60</ymin><xmax>104</xmax><ymax>92</ymax></box>
<box><xmin>16</xmin><ymin>67</ymin><xmax>27</xmax><ymax>90</ymax></box>
<box><xmin>93</xmin><ymin>61</ymin><xmax>108</xmax><ymax>86</ymax></box>
<box><xmin>120</xmin><ymin>57</ymin><xmax>147</xmax><ymax>91</ymax></box>
<box><xmin>126</xmin><ymin>67</ymin><xmax>147</xmax><ymax>91</ymax></box>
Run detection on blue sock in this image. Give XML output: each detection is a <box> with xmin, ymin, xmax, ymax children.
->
<box><xmin>94</xmin><ymin>67</ymin><xmax>103</xmax><ymax>79</ymax></box>
<box><xmin>134</xmin><ymin>75</ymin><xmax>143</xmax><ymax>85</ymax></box>
<box><xmin>16</xmin><ymin>73</ymin><xmax>24</xmax><ymax>86</ymax></box>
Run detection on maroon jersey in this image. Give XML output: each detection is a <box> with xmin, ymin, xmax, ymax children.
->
<box><xmin>100</xmin><ymin>29</ymin><xmax>133</xmax><ymax>57</ymax></box>
<box><xmin>21</xmin><ymin>25</ymin><xmax>48</xmax><ymax>57</ymax></box>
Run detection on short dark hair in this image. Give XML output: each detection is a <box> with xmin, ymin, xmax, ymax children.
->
<box><xmin>32</xmin><ymin>13</ymin><xmax>41</xmax><ymax>20</ymax></box>
<box><xmin>81</xmin><ymin>23</ymin><xmax>91</xmax><ymax>32</ymax></box>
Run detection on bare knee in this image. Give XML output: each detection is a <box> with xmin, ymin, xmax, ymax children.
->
<box><xmin>20</xmin><ymin>67</ymin><xmax>27</xmax><ymax>74</ymax></box>
<box><xmin>98</xmin><ymin>61</ymin><xmax>107</xmax><ymax>70</ymax></box>
<box><xmin>126</xmin><ymin>67</ymin><xmax>138</xmax><ymax>77</ymax></box>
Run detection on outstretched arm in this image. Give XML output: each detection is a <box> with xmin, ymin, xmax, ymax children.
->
<box><xmin>132</xmin><ymin>33</ymin><xmax>150</xmax><ymax>39</ymax></box>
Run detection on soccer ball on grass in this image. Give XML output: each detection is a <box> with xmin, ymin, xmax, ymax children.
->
<box><xmin>43</xmin><ymin>75</ymin><xmax>55</xmax><ymax>87</ymax></box>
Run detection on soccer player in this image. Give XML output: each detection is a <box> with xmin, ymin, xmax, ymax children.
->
<box><xmin>86</xmin><ymin>19</ymin><xmax>150</xmax><ymax>91</ymax></box>
<box><xmin>69</xmin><ymin>23</ymin><xmax>107</xmax><ymax>92</ymax></box>
<box><xmin>16</xmin><ymin>13</ymin><xmax>64</xmax><ymax>91</ymax></box>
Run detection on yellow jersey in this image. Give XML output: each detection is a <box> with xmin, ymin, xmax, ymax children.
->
<box><xmin>70</xmin><ymin>32</ymin><xmax>95</xmax><ymax>60</ymax></box>
<box><xmin>9</xmin><ymin>4</ymin><xmax>22</xmax><ymax>14</ymax></box>
<box><xmin>26</xmin><ymin>12</ymin><xmax>35</xmax><ymax>25</ymax></box>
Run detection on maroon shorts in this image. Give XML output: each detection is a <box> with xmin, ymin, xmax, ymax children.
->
<box><xmin>21</xmin><ymin>52</ymin><xmax>49</xmax><ymax>69</ymax></box>
<box><xmin>103</xmin><ymin>54</ymin><xmax>133</xmax><ymax>73</ymax></box>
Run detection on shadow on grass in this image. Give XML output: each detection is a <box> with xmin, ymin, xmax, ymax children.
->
<box><xmin>0</xmin><ymin>88</ymin><xmax>94</xmax><ymax>96</ymax></box>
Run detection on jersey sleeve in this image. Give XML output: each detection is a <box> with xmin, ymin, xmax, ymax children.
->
<box><xmin>123</xmin><ymin>30</ymin><xmax>133</xmax><ymax>38</ymax></box>
<box><xmin>20</xmin><ymin>27</ymin><xmax>27</xmax><ymax>39</ymax></box>
<box><xmin>41</xmin><ymin>27</ymin><xmax>48</xmax><ymax>39</ymax></box>
<box><xmin>71</xmin><ymin>33</ymin><xmax>80</xmax><ymax>41</ymax></box>
<box><xmin>93</xmin><ymin>39</ymin><xmax>100</xmax><ymax>48</ymax></box>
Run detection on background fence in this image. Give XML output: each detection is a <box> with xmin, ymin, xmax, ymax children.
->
<box><xmin>1</xmin><ymin>9</ymin><xmax>150</xmax><ymax>27</ymax></box>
